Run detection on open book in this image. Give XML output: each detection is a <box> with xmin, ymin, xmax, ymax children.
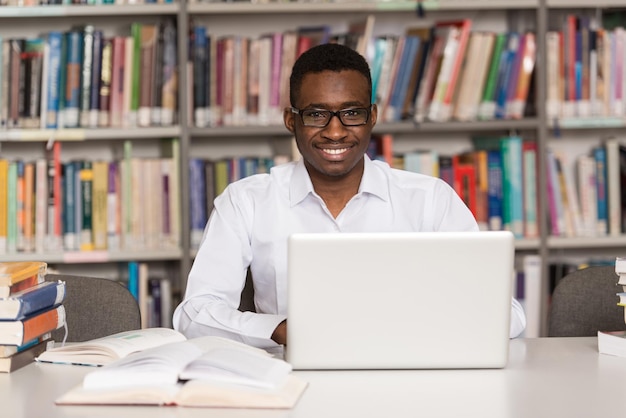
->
<box><xmin>36</xmin><ymin>327</ymin><xmax>186</xmax><ymax>366</ymax></box>
<box><xmin>56</xmin><ymin>335</ymin><xmax>307</xmax><ymax>408</ymax></box>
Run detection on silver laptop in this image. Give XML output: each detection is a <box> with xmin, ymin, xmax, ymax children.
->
<box><xmin>285</xmin><ymin>231</ymin><xmax>514</xmax><ymax>370</ymax></box>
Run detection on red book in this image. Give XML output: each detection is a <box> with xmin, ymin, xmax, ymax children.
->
<box><xmin>109</xmin><ymin>36</ymin><xmax>126</xmax><ymax>128</ymax></box>
<box><xmin>440</xmin><ymin>19</ymin><xmax>472</xmax><ymax>111</ymax></box>
<box><xmin>0</xmin><ymin>305</ymin><xmax>65</xmax><ymax>346</ymax></box>
<box><xmin>453</xmin><ymin>155</ymin><xmax>477</xmax><ymax>219</ymax></box>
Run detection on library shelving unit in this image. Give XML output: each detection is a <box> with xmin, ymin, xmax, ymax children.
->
<box><xmin>0</xmin><ymin>4</ymin><xmax>189</xmax><ymax>300</ymax></box>
<box><xmin>2</xmin><ymin>0</ymin><xmax>624</xmax><ymax>335</ymax></box>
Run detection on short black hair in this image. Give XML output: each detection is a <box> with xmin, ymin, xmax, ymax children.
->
<box><xmin>289</xmin><ymin>43</ymin><xmax>372</xmax><ymax>106</ymax></box>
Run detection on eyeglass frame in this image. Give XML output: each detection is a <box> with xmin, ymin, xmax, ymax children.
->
<box><xmin>290</xmin><ymin>105</ymin><xmax>374</xmax><ymax>128</ymax></box>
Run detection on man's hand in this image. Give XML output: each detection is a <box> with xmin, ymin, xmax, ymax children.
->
<box><xmin>271</xmin><ymin>320</ymin><xmax>287</xmax><ymax>345</ymax></box>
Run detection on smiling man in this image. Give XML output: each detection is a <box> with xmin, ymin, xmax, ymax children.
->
<box><xmin>173</xmin><ymin>43</ymin><xmax>526</xmax><ymax>348</ymax></box>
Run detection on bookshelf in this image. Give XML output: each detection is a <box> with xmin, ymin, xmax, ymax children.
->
<box><xmin>1</xmin><ymin>0</ymin><xmax>625</xmax><ymax>335</ymax></box>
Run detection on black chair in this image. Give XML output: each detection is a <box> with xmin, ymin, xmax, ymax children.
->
<box><xmin>548</xmin><ymin>265</ymin><xmax>626</xmax><ymax>337</ymax></box>
<box><xmin>45</xmin><ymin>274</ymin><xmax>141</xmax><ymax>342</ymax></box>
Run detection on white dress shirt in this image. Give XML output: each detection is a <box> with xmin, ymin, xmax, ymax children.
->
<box><xmin>174</xmin><ymin>156</ymin><xmax>527</xmax><ymax>348</ymax></box>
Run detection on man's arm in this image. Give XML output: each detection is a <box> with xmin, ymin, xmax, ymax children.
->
<box><xmin>272</xmin><ymin>320</ymin><xmax>287</xmax><ymax>345</ymax></box>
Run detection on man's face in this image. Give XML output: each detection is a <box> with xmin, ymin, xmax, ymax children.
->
<box><xmin>284</xmin><ymin>70</ymin><xmax>377</xmax><ymax>179</ymax></box>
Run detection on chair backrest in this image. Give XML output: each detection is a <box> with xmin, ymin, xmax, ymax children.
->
<box><xmin>548</xmin><ymin>265</ymin><xmax>626</xmax><ymax>337</ymax></box>
<box><xmin>45</xmin><ymin>274</ymin><xmax>141</xmax><ymax>342</ymax></box>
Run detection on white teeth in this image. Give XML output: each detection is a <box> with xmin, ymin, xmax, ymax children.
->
<box><xmin>323</xmin><ymin>148</ymin><xmax>348</xmax><ymax>155</ymax></box>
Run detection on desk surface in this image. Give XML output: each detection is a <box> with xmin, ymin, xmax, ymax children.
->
<box><xmin>2</xmin><ymin>337</ymin><xmax>625</xmax><ymax>418</ymax></box>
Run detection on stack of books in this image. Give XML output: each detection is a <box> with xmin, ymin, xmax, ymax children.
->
<box><xmin>0</xmin><ymin>261</ymin><xmax>66</xmax><ymax>373</ymax></box>
<box><xmin>616</xmin><ymin>258</ymin><xmax>626</xmax><ymax>319</ymax></box>
<box><xmin>597</xmin><ymin>257</ymin><xmax>626</xmax><ymax>357</ymax></box>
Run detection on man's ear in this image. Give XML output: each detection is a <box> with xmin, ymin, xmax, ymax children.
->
<box><xmin>370</xmin><ymin>103</ymin><xmax>378</xmax><ymax>126</ymax></box>
<box><xmin>283</xmin><ymin>107</ymin><xmax>296</xmax><ymax>134</ymax></box>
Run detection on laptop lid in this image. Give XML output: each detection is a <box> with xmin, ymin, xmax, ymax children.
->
<box><xmin>285</xmin><ymin>231</ymin><xmax>514</xmax><ymax>370</ymax></box>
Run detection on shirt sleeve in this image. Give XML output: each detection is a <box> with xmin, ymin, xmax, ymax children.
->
<box><xmin>172</xmin><ymin>189</ymin><xmax>286</xmax><ymax>349</ymax></box>
<box><xmin>509</xmin><ymin>297</ymin><xmax>527</xmax><ymax>338</ymax></box>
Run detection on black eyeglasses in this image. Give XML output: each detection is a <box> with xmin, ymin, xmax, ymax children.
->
<box><xmin>290</xmin><ymin>106</ymin><xmax>372</xmax><ymax>128</ymax></box>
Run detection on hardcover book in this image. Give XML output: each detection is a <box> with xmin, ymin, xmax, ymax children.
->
<box><xmin>0</xmin><ymin>338</ymin><xmax>50</xmax><ymax>373</ymax></box>
<box><xmin>0</xmin><ymin>280</ymin><xmax>65</xmax><ymax>321</ymax></box>
<box><xmin>0</xmin><ymin>262</ymin><xmax>47</xmax><ymax>287</ymax></box>
<box><xmin>37</xmin><ymin>327</ymin><xmax>186</xmax><ymax>366</ymax></box>
<box><xmin>0</xmin><ymin>304</ymin><xmax>65</xmax><ymax>346</ymax></box>
<box><xmin>55</xmin><ymin>335</ymin><xmax>307</xmax><ymax>409</ymax></box>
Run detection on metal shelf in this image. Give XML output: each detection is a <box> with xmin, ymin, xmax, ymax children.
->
<box><xmin>548</xmin><ymin>236</ymin><xmax>626</xmax><ymax>249</ymax></box>
<box><xmin>0</xmin><ymin>3</ymin><xmax>179</xmax><ymax>17</ymax></box>
<box><xmin>0</xmin><ymin>126</ymin><xmax>182</xmax><ymax>142</ymax></box>
<box><xmin>188</xmin><ymin>0</ymin><xmax>538</xmax><ymax>14</ymax></box>
<box><xmin>0</xmin><ymin>249</ymin><xmax>184</xmax><ymax>264</ymax></box>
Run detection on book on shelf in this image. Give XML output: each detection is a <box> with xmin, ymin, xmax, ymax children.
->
<box><xmin>64</xmin><ymin>30</ymin><xmax>83</xmax><ymax>129</ymax></box>
<box><xmin>55</xmin><ymin>335</ymin><xmax>307</xmax><ymax>409</ymax></box>
<box><xmin>453</xmin><ymin>31</ymin><xmax>494</xmax><ymax>122</ymax></box>
<box><xmin>522</xmin><ymin>141</ymin><xmax>539</xmax><ymax>238</ymax></box>
<box><xmin>0</xmin><ymin>159</ymin><xmax>7</xmax><ymax>253</ymax></box>
<box><xmin>160</xmin><ymin>18</ymin><xmax>177</xmax><ymax>126</ymax></box>
<box><xmin>593</xmin><ymin>146</ymin><xmax>609</xmax><ymax>236</ymax></box>
<box><xmin>477</xmin><ymin>32</ymin><xmax>507</xmax><ymax>120</ymax></box>
<box><xmin>500</xmin><ymin>136</ymin><xmax>524</xmax><ymax>238</ymax></box>
<box><xmin>37</xmin><ymin>327</ymin><xmax>186</xmax><ymax>367</ymax></box>
<box><xmin>427</xmin><ymin>19</ymin><xmax>472</xmax><ymax>122</ymax></box>
<box><xmin>79</xmin><ymin>25</ymin><xmax>95</xmax><ymax>128</ymax></box>
<box><xmin>0</xmin><ymin>39</ymin><xmax>8</xmax><ymax>129</ymax></box>
<box><xmin>88</xmin><ymin>29</ymin><xmax>104</xmax><ymax>128</ymax></box>
<box><xmin>123</xmin><ymin>35</ymin><xmax>135</xmax><ymax>128</ymax></box>
<box><xmin>0</xmin><ymin>280</ymin><xmax>65</xmax><ymax>321</ymax></box>
<box><xmin>604</xmin><ymin>138</ymin><xmax>621</xmax><ymax>237</ymax></box>
<box><xmin>98</xmin><ymin>37</ymin><xmax>113</xmax><ymax>127</ymax></box>
<box><xmin>401</xmin><ymin>26</ymin><xmax>432</xmax><ymax>120</ymax></box>
<box><xmin>0</xmin><ymin>304</ymin><xmax>65</xmax><ymax>346</ymax></box>
<box><xmin>576</xmin><ymin>154</ymin><xmax>599</xmax><ymax>237</ymax></box>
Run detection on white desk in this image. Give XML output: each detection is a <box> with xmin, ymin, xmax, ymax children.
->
<box><xmin>2</xmin><ymin>337</ymin><xmax>625</xmax><ymax>418</ymax></box>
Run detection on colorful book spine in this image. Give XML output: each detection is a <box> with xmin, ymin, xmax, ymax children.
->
<box><xmin>64</xmin><ymin>30</ymin><xmax>83</xmax><ymax>128</ymax></box>
<box><xmin>189</xmin><ymin>158</ymin><xmax>207</xmax><ymax>249</ymax></box>
<box><xmin>98</xmin><ymin>38</ymin><xmax>113</xmax><ymax>127</ymax></box>
<box><xmin>138</xmin><ymin>24</ymin><xmax>157</xmax><ymax>127</ymax></box>
<box><xmin>0</xmin><ymin>305</ymin><xmax>65</xmax><ymax>346</ymax></box>
<box><xmin>594</xmin><ymin>146</ymin><xmax>608</xmax><ymax>235</ymax></box>
<box><xmin>79</xmin><ymin>161</ymin><xmax>94</xmax><ymax>251</ymax></box>
<box><xmin>45</xmin><ymin>32</ymin><xmax>63</xmax><ymax>129</ymax></box>
<box><xmin>109</xmin><ymin>36</ymin><xmax>125</xmax><ymax>127</ymax></box>
<box><xmin>192</xmin><ymin>25</ymin><xmax>208</xmax><ymax>127</ymax></box>
<box><xmin>522</xmin><ymin>141</ymin><xmax>538</xmax><ymax>238</ymax></box>
<box><xmin>79</xmin><ymin>25</ymin><xmax>94</xmax><ymax>127</ymax></box>
<box><xmin>160</xmin><ymin>19</ymin><xmax>177</xmax><ymax>126</ymax></box>
<box><xmin>0</xmin><ymin>281</ymin><xmax>65</xmax><ymax>321</ymax></box>
<box><xmin>500</xmin><ymin>136</ymin><xmax>524</xmax><ymax>238</ymax></box>
<box><xmin>494</xmin><ymin>33</ymin><xmax>519</xmax><ymax>119</ymax></box>
<box><xmin>0</xmin><ymin>273</ymin><xmax>44</xmax><ymax>299</ymax></box>
<box><xmin>478</xmin><ymin>33</ymin><xmax>507</xmax><ymax>120</ymax></box>
<box><xmin>130</xmin><ymin>23</ymin><xmax>142</xmax><ymax>127</ymax></box>
<box><xmin>92</xmin><ymin>161</ymin><xmax>109</xmax><ymax>250</ymax></box>
<box><xmin>0</xmin><ymin>159</ymin><xmax>7</xmax><ymax>254</ymax></box>
<box><xmin>89</xmin><ymin>29</ymin><xmax>103</xmax><ymax>128</ymax></box>
<box><xmin>107</xmin><ymin>161</ymin><xmax>120</xmax><ymax>251</ymax></box>
<box><xmin>32</xmin><ymin>161</ymin><xmax>46</xmax><ymax>251</ymax></box>
<box><xmin>6</xmin><ymin>162</ymin><xmax>17</xmax><ymax>253</ymax></box>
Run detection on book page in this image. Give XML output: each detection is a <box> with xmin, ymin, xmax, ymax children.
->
<box><xmin>179</xmin><ymin>346</ymin><xmax>292</xmax><ymax>389</ymax></box>
<box><xmin>37</xmin><ymin>327</ymin><xmax>186</xmax><ymax>366</ymax></box>
<box><xmin>83</xmin><ymin>340</ymin><xmax>203</xmax><ymax>389</ymax></box>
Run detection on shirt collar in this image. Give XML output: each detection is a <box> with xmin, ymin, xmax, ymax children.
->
<box><xmin>289</xmin><ymin>155</ymin><xmax>389</xmax><ymax>207</ymax></box>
